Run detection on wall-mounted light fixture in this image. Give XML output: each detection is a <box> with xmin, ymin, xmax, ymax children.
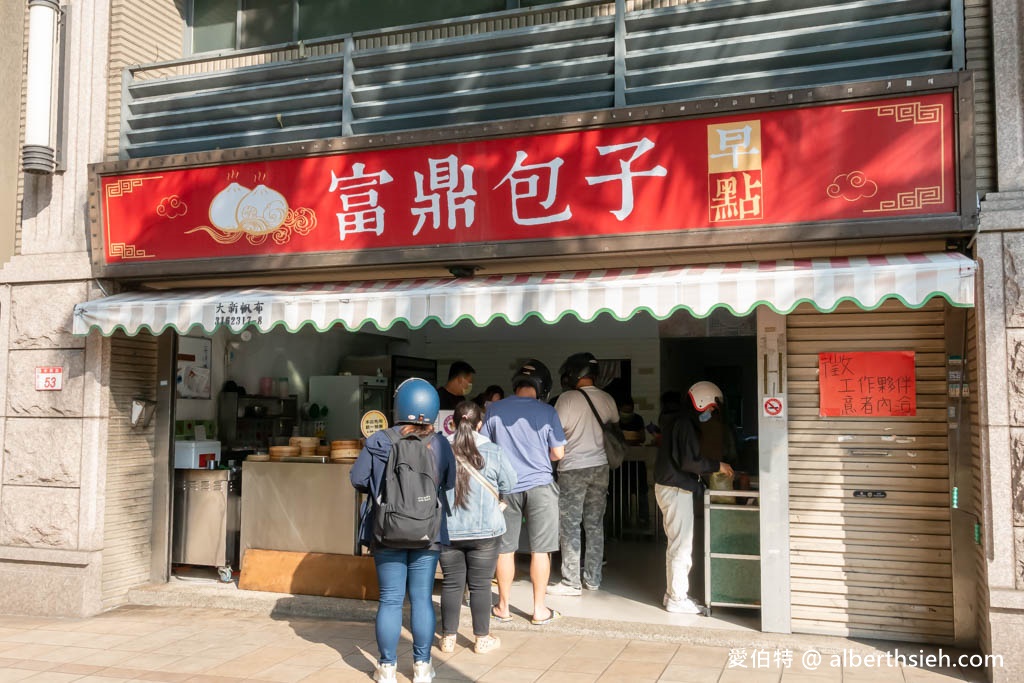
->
<box><xmin>23</xmin><ymin>0</ymin><xmax>66</xmax><ymax>175</ymax></box>
<box><xmin>130</xmin><ymin>398</ymin><xmax>157</xmax><ymax>428</ymax></box>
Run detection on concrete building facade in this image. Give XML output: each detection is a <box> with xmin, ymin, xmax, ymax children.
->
<box><xmin>0</xmin><ymin>0</ymin><xmax>1022</xmax><ymax>680</ymax></box>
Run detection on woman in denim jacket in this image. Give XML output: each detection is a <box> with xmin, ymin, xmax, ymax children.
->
<box><xmin>439</xmin><ymin>400</ymin><xmax>517</xmax><ymax>655</ymax></box>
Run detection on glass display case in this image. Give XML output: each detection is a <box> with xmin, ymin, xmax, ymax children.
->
<box><xmin>704</xmin><ymin>489</ymin><xmax>761</xmax><ymax>616</ymax></box>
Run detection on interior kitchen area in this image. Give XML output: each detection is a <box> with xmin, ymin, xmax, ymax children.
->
<box><xmin>165</xmin><ymin>309</ymin><xmax>762</xmax><ymax>631</ymax></box>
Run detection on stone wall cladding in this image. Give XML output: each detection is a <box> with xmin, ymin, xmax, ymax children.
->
<box><xmin>10</xmin><ymin>283</ymin><xmax>88</xmax><ymax>350</ymax></box>
<box><xmin>1017</xmin><ymin>527</ymin><xmax>1024</xmax><ymax>590</ymax></box>
<box><xmin>0</xmin><ymin>486</ymin><xmax>79</xmax><ymax>548</ymax></box>
<box><xmin>6</xmin><ymin>349</ymin><xmax>85</xmax><ymax>417</ymax></box>
<box><xmin>1009</xmin><ymin>331</ymin><xmax>1024</xmax><ymax>426</ymax></box>
<box><xmin>3</xmin><ymin>418</ymin><xmax>82</xmax><ymax>486</ymax></box>
<box><xmin>1006</xmin><ymin>234</ymin><xmax>1024</xmax><ymax>326</ymax></box>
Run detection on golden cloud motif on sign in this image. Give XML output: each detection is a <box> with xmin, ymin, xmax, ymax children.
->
<box><xmin>185</xmin><ymin>181</ymin><xmax>317</xmax><ymax>245</ymax></box>
<box><xmin>826</xmin><ymin>171</ymin><xmax>878</xmax><ymax>202</ymax></box>
<box><xmin>156</xmin><ymin>195</ymin><xmax>188</xmax><ymax>219</ymax></box>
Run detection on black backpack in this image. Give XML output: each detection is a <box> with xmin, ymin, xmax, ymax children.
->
<box><xmin>373</xmin><ymin>427</ymin><xmax>442</xmax><ymax>549</ymax></box>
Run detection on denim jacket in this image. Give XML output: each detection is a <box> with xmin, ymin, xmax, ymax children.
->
<box><xmin>445</xmin><ymin>435</ymin><xmax>518</xmax><ymax>541</ymax></box>
<box><xmin>350</xmin><ymin>427</ymin><xmax>455</xmax><ymax>550</ymax></box>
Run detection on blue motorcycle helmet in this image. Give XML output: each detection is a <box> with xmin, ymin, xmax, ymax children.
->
<box><xmin>393</xmin><ymin>378</ymin><xmax>440</xmax><ymax>425</ymax></box>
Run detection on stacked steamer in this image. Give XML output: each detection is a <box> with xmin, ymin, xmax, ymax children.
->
<box><xmin>331</xmin><ymin>440</ymin><xmax>361</xmax><ymax>463</ymax></box>
<box><xmin>290</xmin><ymin>436</ymin><xmax>319</xmax><ymax>457</ymax></box>
<box><xmin>268</xmin><ymin>445</ymin><xmax>299</xmax><ymax>460</ymax></box>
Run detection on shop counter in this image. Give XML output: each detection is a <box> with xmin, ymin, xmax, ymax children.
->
<box><xmin>240</xmin><ymin>461</ymin><xmax>360</xmax><ymax>565</ymax></box>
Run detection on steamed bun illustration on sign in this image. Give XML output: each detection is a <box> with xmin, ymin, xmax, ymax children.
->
<box><xmin>185</xmin><ymin>173</ymin><xmax>317</xmax><ymax>246</ymax></box>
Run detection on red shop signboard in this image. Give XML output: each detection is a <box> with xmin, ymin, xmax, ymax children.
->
<box><xmin>96</xmin><ymin>91</ymin><xmax>957</xmax><ymax>273</ymax></box>
<box><xmin>818</xmin><ymin>351</ymin><xmax>917</xmax><ymax>418</ymax></box>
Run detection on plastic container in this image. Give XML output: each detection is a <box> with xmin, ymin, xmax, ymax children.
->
<box><xmin>276</xmin><ymin>377</ymin><xmax>289</xmax><ymax>398</ymax></box>
<box><xmin>259</xmin><ymin>377</ymin><xmax>274</xmax><ymax>396</ymax></box>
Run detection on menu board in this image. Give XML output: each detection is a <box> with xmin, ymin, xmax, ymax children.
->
<box><xmin>818</xmin><ymin>351</ymin><xmax>916</xmax><ymax>417</ymax></box>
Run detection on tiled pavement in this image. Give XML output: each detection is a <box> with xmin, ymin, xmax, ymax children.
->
<box><xmin>0</xmin><ymin>605</ymin><xmax>992</xmax><ymax>682</ymax></box>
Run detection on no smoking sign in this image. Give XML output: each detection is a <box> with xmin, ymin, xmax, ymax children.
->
<box><xmin>762</xmin><ymin>396</ymin><xmax>784</xmax><ymax>418</ymax></box>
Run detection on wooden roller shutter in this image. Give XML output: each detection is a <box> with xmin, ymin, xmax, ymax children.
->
<box><xmin>101</xmin><ymin>332</ymin><xmax>159</xmax><ymax>608</ymax></box>
<box><xmin>787</xmin><ymin>299</ymin><xmax>953</xmax><ymax>643</ymax></box>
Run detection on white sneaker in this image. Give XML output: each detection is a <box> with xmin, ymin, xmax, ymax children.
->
<box><xmin>547</xmin><ymin>582</ymin><xmax>582</xmax><ymax>596</ymax></box>
<box><xmin>412</xmin><ymin>660</ymin><xmax>435</xmax><ymax>683</ymax></box>
<box><xmin>665</xmin><ymin>597</ymin><xmax>704</xmax><ymax>615</ymax></box>
<box><xmin>375</xmin><ymin>662</ymin><xmax>397</xmax><ymax>682</ymax></box>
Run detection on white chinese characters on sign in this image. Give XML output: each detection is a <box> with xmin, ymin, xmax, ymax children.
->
<box><xmin>494</xmin><ymin>151</ymin><xmax>572</xmax><ymax>226</ymax></box>
<box><xmin>710</xmin><ymin>125</ymin><xmax>760</xmax><ymax>170</ymax></box>
<box><xmin>708</xmin><ymin>120</ymin><xmax>764</xmax><ymax>223</ymax></box>
<box><xmin>585</xmin><ymin>138</ymin><xmax>667</xmax><ymax>221</ymax></box>
<box><xmin>412</xmin><ymin>155</ymin><xmax>477</xmax><ymax>234</ymax></box>
<box><xmin>328</xmin><ymin>137</ymin><xmax>671</xmax><ymax>239</ymax></box>
<box><xmin>330</xmin><ymin>163</ymin><xmax>394</xmax><ymax>240</ymax></box>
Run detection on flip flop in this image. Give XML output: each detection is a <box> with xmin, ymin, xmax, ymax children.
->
<box><xmin>490</xmin><ymin>607</ymin><xmax>512</xmax><ymax>623</ymax></box>
<box><xmin>530</xmin><ymin>609</ymin><xmax>562</xmax><ymax>626</ymax></box>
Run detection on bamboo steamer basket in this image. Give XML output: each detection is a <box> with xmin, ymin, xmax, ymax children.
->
<box><xmin>269</xmin><ymin>445</ymin><xmax>300</xmax><ymax>458</ymax></box>
<box><xmin>330</xmin><ymin>447</ymin><xmax>361</xmax><ymax>462</ymax></box>
<box><xmin>289</xmin><ymin>436</ymin><xmax>319</xmax><ymax>448</ymax></box>
<box><xmin>299</xmin><ymin>447</ymin><xmax>317</xmax><ymax>456</ymax></box>
<box><xmin>331</xmin><ymin>439</ymin><xmax>362</xmax><ymax>450</ymax></box>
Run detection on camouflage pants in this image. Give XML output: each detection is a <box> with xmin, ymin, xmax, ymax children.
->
<box><xmin>557</xmin><ymin>464</ymin><xmax>609</xmax><ymax>589</ymax></box>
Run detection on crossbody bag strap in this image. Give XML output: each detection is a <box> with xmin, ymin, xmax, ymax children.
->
<box><xmin>576</xmin><ymin>388</ymin><xmax>605</xmax><ymax>428</ymax></box>
<box><xmin>457</xmin><ymin>456</ymin><xmax>501</xmax><ymax>502</ymax></box>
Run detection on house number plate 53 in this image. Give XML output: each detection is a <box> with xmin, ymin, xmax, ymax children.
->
<box><xmin>35</xmin><ymin>366</ymin><xmax>64</xmax><ymax>391</ymax></box>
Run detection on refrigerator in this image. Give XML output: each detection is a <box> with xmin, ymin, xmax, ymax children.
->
<box><xmin>308</xmin><ymin>375</ymin><xmax>389</xmax><ymax>441</ymax></box>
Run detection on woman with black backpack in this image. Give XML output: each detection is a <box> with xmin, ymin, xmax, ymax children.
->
<box><xmin>351</xmin><ymin>378</ymin><xmax>455</xmax><ymax>683</ymax></box>
<box><xmin>438</xmin><ymin>400</ymin><xmax>517</xmax><ymax>655</ymax></box>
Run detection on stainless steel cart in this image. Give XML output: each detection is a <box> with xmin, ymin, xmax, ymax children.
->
<box><xmin>704</xmin><ymin>489</ymin><xmax>760</xmax><ymax>616</ymax></box>
<box><xmin>172</xmin><ymin>468</ymin><xmax>241</xmax><ymax>582</ymax></box>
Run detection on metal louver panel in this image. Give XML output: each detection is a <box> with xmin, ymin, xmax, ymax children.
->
<box><xmin>120</xmin><ymin>0</ymin><xmax>957</xmax><ymax>158</ymax></box>
<box><xmin>101</xmin><ymin>333</ymin><xmax>159</xmax><ymax>608</ymax></box>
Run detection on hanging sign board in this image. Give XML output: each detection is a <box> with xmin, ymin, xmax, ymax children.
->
<box><xmin>818</xmin><ymin>351</ymin><xmax>916</xmax><ymax>417</ymax></box>
<box><xmin>91</xmin><ymin>90</ymin><xmax>958</xmax><ymax>278</ymax></box>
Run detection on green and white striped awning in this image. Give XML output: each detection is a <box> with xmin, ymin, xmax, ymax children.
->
<box><xmin>73</xmin><ymin>252</ymin><xmax>975</xmax><ymax>337</ymax></box>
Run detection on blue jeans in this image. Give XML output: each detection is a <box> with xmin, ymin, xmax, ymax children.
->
<box><xmin>373</xmin><ymin>547</ymin><xmax>440</xmax><ymax>665</ymax></box>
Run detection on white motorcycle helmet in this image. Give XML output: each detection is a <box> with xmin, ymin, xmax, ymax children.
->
<box><xmin>688</xmin><ymin>381</ymin><xmax>723</xmax><ymax>421</ymax></box>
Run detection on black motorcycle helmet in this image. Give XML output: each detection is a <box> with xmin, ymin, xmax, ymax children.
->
<box><xmin>559</xmin><ymin>352</ymin><xmax>599</xmax><ymax>388</ymax></box>
<box><xmin>511</xmin><ymin>359</ymin><xmax>553</xmax><ymax>401</ymax></box>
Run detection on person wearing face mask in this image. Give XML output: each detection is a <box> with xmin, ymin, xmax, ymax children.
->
<box><xmin>617</xmin><ymin>396</ymin><xmax>646</xmax><ymax>436</ymax></box>
<box><xmin>438</xmin><ymin>361</ymin><xmax>476</xmax><ymax>410</ymax></box>
<box><xmin>653</xmin><ymin>383</ymin><xmax>734</xmax><ymax>615</ymax></box>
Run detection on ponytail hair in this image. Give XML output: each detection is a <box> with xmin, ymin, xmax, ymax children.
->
<box><xmin>452</xmin><ymin>400</ymin><xmax>485</xmax><ymax>510</ymax></box>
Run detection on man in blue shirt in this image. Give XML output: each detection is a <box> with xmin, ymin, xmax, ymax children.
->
<box><xmin>482</xmin><ymin>359</ymin><xmax>566</xmax><ymax>626</ymax></box>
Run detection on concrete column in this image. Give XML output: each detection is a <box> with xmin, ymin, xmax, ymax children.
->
<box><xmin>0</xmin><ymin>0</ymin><xmax>112</xmax><ymax>616</ymax></box>
<box><xmin>974</xmin><ymin>0</ymin><xmax>1024</xmax><ymax>677</ymax></box>
<box><xmin>975</xmin><ymin>203</ymin><xmax>1024</xmax><ymax>680</ymax></box>
<box><xmin>757</xmin><ymin>308</ymin><xmax>790</xmax><ymax>633</ymax></box>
